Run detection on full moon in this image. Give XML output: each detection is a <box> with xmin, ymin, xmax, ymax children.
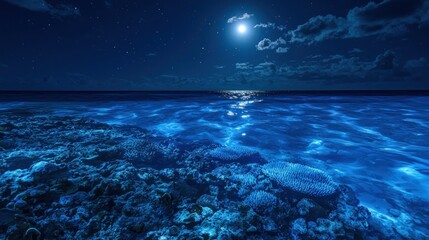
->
<box><xmin>238</xmin><ymin>24</ymin><xmax>247</xmax><ymax>34</ymax></box>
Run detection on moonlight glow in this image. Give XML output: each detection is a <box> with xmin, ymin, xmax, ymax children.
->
<box><xmin>238</xmin><ymin>24</ymin><xmax>247</xmax><ymax>34</ymax></box>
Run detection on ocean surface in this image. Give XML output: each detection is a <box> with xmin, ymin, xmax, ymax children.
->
<box><xmin>0</xmin><ymin>91</ymin><xmax>428</xmax><ymax>239</ymax></box>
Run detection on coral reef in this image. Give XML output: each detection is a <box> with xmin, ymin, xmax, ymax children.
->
<box><xmin>0</xmin><ymin>113</ymin><xmax>422</xmax><ymax>239</ymax></box>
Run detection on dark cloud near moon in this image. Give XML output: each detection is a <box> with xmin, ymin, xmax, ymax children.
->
<box><xmin>287</xmin><ymin>0</ymin><xmax>429</xmax><ymax>43</ymax></box>
<box><xmin>288</xmin><ymin>15</ymin><xmax>347</xmax><ymax>43</ymax></box>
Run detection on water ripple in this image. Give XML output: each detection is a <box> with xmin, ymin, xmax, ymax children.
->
<box><xmin>1</xmin><ymin>92</ymin><xmax>428</xmax><ymax>229</ymax></box>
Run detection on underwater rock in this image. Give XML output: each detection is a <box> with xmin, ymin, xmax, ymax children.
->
<box><xmin>196</xmin><ymin>194</ymin><xmax>219</xmax><ymax>211</ymax></box>
<box><xmin>329</xmin><ymin>185</ymin><xmax>371</xmax><ymax>234</ymax></box>
<box><xmin>51</xmin><ymin>179</ymin><xmax>80</xmax><ymax>195</ymax></box>
<box><xmin>291</xmin><ymin>218</ymin><xmax>307</xmax><ymax>237</ymax></box>
<box><xmin>14</xmin><ymin>184</ymin><xmax>50</xmax><ymax>204</ymax></box>
<box><xmin>30</xmin><ymin>161</ymin><xmax>62</xmax><ymax>178</ymax></box>
<box><xmin>262</xmin><ymin>218</ymin><xmax>278</xmax><ymax>233</ymax></box>
<box><xmin>262</xmin><ymin>162</ymin><xmax>338</xmax><ymax>197</ymax></box>
<box><xmin>308</xmin><ymin>218</ymin><xmax>345</xmax><ymax>239</ymax></box>
<box><xmin>168</xmin><ymin>225</ymin><xmax>180</xmax><ymax>236</ymax></box>
<box><xmin>296</xmin><ymin>198</ymin><xmax>328</xmax><ymax>220</ymax></box>
<box><xmin>172</xmin><ymin>179</ymin><xmax>203</xmax><ymax>200</ymax></box>
<box><xmin>368</xmin><ymin>208</ymin><xmax>427</xmax><ymax>239</ymax></box>
<box><xmin>59</xmin><ymin>191</ymin><xmax>88</xmax><ymax>207</ymax></box>
<box><xmin>330</xmin><ymin>204</ymin><xmax>370</xmax><ymax>232</ymax></box>
<box><xmin>83</xmin><ymin>146</ymin><xmax>125</xmax><ymax>166</ymax></box>
<box><xmin>5</xmin><ymin>221</ymin><xmax>32</xmax><ymax>240</ymax></box>
<box><xmin>197</xmin><ymin>210</ymin><xmax>246</xmax><ymax>239</ymax></box>
<box><xmin>174</xmin><ymin>206</ymin><xmax>213</xmax><ymax>228</ymax></box>
<box><xmin>129</xmin><ymin>218</ymin><xmax>146</xmax><ymax>233</ymax></box>
<box><xmin>297</xmin><ymin>198</ymin><xmax>315</xmax><ymax>216</ymax></box>
<box><xmin>338</xmin><ymin>185</ymin><xmax>360</xmax><ymax>206</ymax></box>
<box><xmin>0</xmin><ymin>208</ymin><xmax>16</xmax><ymax>226</ymax></box>
<box><xmin>13</xmin><ymin>199</ymin><xmax>30</xmax><ymax>213</ymax></box>
<box><xmin>4</xmin><ymin>156</ymin><xmax>35</xmax><ymax>171</ymax></box>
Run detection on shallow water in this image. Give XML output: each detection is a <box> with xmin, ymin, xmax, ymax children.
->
<box><xmin>1</xmin><ymin>91</ymin><xmax>428</xmax><ymax>238</ymax></box>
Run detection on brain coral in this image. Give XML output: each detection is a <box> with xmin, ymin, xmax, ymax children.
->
<box><xmin>262</xmin><ymin>162</ymin><xmax>338</xmax><ymax>197</ymax></box>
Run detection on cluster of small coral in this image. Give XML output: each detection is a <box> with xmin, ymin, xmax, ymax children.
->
<box><xmin>0</xmin><ymin>112</ymin><xmax>422</xmax><ymax>239</ymax></box>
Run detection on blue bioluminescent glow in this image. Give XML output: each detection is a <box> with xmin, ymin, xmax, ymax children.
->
<box><xmin>0</xmin><ymin>91</ymin><xmax>427</xmax><ymax>239</ymax></box>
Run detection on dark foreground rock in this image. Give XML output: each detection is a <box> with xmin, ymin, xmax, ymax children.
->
<box><xmin>0</xmin><ymin>113</ymin><xmax>421</xmax><ymax>239</ymax></box>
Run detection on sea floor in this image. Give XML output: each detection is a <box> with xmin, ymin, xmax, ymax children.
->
<box><xmin>0</xmin><ymin>91</ymin><xmax>428</xmax><ymax>239</ymax></box>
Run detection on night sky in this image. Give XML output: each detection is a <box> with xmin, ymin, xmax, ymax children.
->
<box><xmin>1</xmin><ymin>0</ymin><xmax>429</xmax><ymax>90</ymax></box>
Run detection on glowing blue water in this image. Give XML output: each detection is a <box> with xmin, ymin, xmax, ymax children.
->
<box><xmin>1</xmin><ymin>91</ymin><xmax>428</xmax><ymax>233</ymax></box>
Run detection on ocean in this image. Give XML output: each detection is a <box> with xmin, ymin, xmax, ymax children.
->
<box><xmin>0</xmin><ymin>91</ymin><xmax>428</xmax><ymax>239</ymax></box>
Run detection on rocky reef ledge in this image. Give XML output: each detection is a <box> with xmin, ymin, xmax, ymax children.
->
<box><xmin>0</xmin><ymin>112</ymin><xmax>410</xmax><ymax>239</ymax></box>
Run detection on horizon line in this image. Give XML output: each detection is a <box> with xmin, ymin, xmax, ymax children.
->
<box><xmin>1</xmin><ymin>90</ymin><xmax>429</xmax><ymax>96</ymax></box>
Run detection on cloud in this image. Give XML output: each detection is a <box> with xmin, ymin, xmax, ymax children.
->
<box><xmin>349</xmin><ymin>48</ymin><xmax>364</xmax><ymax>54</ymax></box>
<box><xmin>3</xmin><ymin>0</ymin><xmax>80</xmax><ymax>16</ymax></box>
<box><xmin>373</xmin><ymin>50</ymin><xmax>397</xmax><ymax>70</ymax></box>
<box><xmin>321</xmin><ymin>54</ymin><xmax>344</xmax><ymax>63</ymax></box>
<box><xmin>229</xmin><ymin>61</ymin><xmax>281</xmax><ymax>86</ymax></box>
<box><xmin>254</xmin><ymin>22</ymin><xmax>275</xmax><ymax>29</ymax></box>
<box><xmin>287</xmin><ymin>0</ymin><xmax>429</xmax><ymax>43</ymax></box>
<box><xmin>288</xmin><ymin>15</ymin><xmax>348</xmax><ymax>43</ymax></box>
<box><xmin>214</xmin><ymin>65</ymin><xmax>225</xmax><ymax>69</ymax></box>
<box><xmin>347</xmin><ymin>0</ymin><xmax>428</xmax><ymax>37</ymax></box>
<box><xmin>235</xmin><ymin>62</ymin><xmax>278</xmax><ymax>79</ymax></box>
<box><xmin>276</xmin><ymin>47</ymin><xmax>289</xmax><ymax>54</ymax></box>
<box><xmin>405</xmin><ymin>57</ymin><xmax>429</xmax><ymax>69</ymax></box>
<box><xmin>236</xmin><ymin>62</ymin><xmax>253</xmax><ymax>70</ymax></box>
<box><xmin>231</xmin><ymin>57</ymin><xmax>404</xmax><ymax>88</ymax></box>
<box><xmin>254</xmin><ymin>62</ymin><xmax>277</xmax><ymax>76</ymax></box>
<box><xmin>256</xmin><ymin>38</ymin><xmax>287</xmax><ymax>52</ymax></box>
<box><xmin>275</xmin><ymin>50</ymin><xmax>429</xmax><ymax>84</ymax></box>
<box><xmin>227</xmin><ymin>13</ymin><xmax>253</xmax><ymax>24</ymax></box>
<box><xmin>279</xmin><ymin>54</ymin><xmax>372</xmax><ymax>81</ymax></box>
<box><xmin>254</xmin><ymin>22</ymin><xmax>287</xmax><ymax>31</ymax></box>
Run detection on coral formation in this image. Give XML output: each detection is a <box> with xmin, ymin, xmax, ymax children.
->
<box><xmin>208</xmin><ymin>145</ymin><xmax>263</xmax><ymax>164</ymax></box>
<box><xmin>262</xmin><ymin>162</ymin><xmax>338</xmax><ymax>197</ymax></box>
<box><xmin>244</xmin><ymin>190</ymin><xmax>277</xmax><ymax>213</ymax></box>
